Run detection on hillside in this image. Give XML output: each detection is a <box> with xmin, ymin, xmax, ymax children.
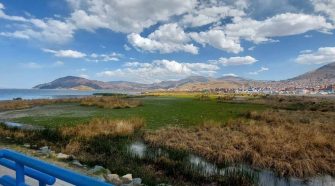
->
<box><xmin>34</xmin><ymin>62</ymin><xmax>335</xmax><ymax>91</ymax></box>
<box><xmin>283</xmin><ymin>62</ymin><xmax>335</xmax><ymax>87</ymax></box>
<box><xmin>289</xmin><ymin>62</ymin><xmax>335</xmax><ymax>82</ymax></box>
<box><xmin>33</xmin><ymin>75</ymin><xmax>216</xmax><ymax>91</ymax></box>
<box><xmin>34</xmin><ymin>76</ymin><xmax>106</xmax><ymax>89</ymax></box>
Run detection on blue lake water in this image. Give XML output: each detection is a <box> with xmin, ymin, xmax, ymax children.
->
<box><xmin>0</xmin><ymin>89</ymin><xmax>129</xmax><ymax>101</ymax></box>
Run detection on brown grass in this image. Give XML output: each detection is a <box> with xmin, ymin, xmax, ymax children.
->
<box><xmin>0</xmin><ymin>117</ymin><xmax>145</xmax><ymax>151</ymax></box>
<box><xmin>0</xmin><ymin>96</ymin><xmax>141</xmax><ymax>111</ymax></box>
<box><xmin>251</xmin><ymin>95</ymin><xmax>335</xmax><ymax>112</ymax></box>
<box><xmin>0</xmin><ymin>98</ymin><xmax>78</xmax><ymax>111</ymax></box>
<box><xmin>61</xmin><ymin>117</ymin><xmax>145</xmax><ymax>138</ymax></box>
<box><xmin>79</xmin><ymin>97</ymin><xmax>141</xmax><ymax>109</ymax></box>
<box><xmin>144</xmin><ymin>110</ymin><xmax>335</xmax><ymax>178</ymax></box>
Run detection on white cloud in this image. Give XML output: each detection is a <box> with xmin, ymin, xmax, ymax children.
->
<box><xmin>128</xmin><ymin>34</ymin><xmax>198</xmax><ymax>54</ymax></box>
<box><xmin>128</xmin><ymin>23</ymin><xmax>198</xmax><ymax>54</ymax></box>
<box><xmin>180</xmin><ymin>5</ymin><xmax>245</xmax><ymax>27</ymax></box>
<box><xmin>148</xmin><ymin>23</ymin><xmax>190</xmax><ymax>44</ymax></box>
<box><xmin>68</xmin><ymin>0</ymin><xmax>197</xmax><ymax>33</ymax></box>
<box><xmin>0</xmin><ymin>3</ymin><xmax>76</xmax><ymax>44</ymax></box>
<box><xmin>248</xmin><ymin>46</ymin><xmax>256</xmax><ymax>51</ymax></box>
<box><xmin>0</xmin><ymin>3</ymin><xmax>28</xmax><ymax>22</ymax></box>
<box><xmin>42</xmin><ymin>49</ymin><xmax>86</xmax><ymax>58</ymax></box>
<box><xmin>42</xmin><ymin>48</ymin><xmax>122</xmax><ymax>62</ymax></box>
<box><xmin>311</xmin><ymin>0</ymin><xmax>335</xmax><ymax>23</ymax></box>
<box><xmin>295</xmin><ymin>47</ymin><xmax>335</xmax><ymax>64</ymax></box>
<box><xmin>223</xmin><ymin>73</ymin><xmax>238</xmax><ymax>77</ymax></box>
<box><xmin>0</xmin><ymin>0</ymin><xmax>334</xmax><ymax>56</ymax></box>
<box><xmin>97</xmin><ymin>59</ymin><xmax>219</xmax><ymax>83</ymax></box>
<box><xmin>190</xmin><ymin>29</ymin><xmax>242</xmax><ymax>53</ymax></box>
<box><xmin>210</xmin><ymin>56</ymin><xmax>257</xmax><ymax>66</ymax></box>
<box><xmin>88</xmin><ymin>52</ymin><xmax>121</xmax><ymax>62</ymax></box>
<box><xmin>249</xmin><ymin>67</ymin><xmax>269</xmax><ymax>75</ymax></box>
<box><xmin>224</xmin><ymin>13</ymin><xmax>333</xmax><ymax>43</ymax></box>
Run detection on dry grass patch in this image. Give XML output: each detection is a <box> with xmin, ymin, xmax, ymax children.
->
<box><xmin>0</xmin><ymin>117</ymin><xmax>145</xmax><ymax>152</ymax></box>
<box><xmin>79</xmin><ymin>97</ymin><xmax>141</xmax><ymax>109</ymax></box>
<box><xmin>144</xmin><ymin>110</ymin><xmax>335</xmax><ymax>178</ymax></box>
<box><xmin>251</xmin><ymin>95</ymin><xmax>335</xmax><ymax>112</ymax></box>
<box><xmin>61</xmin><ymin>117</ymin><xmax>145</xmax><ymax>138</ymax></box>
<box><xmin>0</xmin><ymin>96</ymin><xmax>142</xmax><ymax>111</ymax></box>
<box><xmin>0</xmin><ymin>98</ymin><xmax>79</xmax><ymax>111</ymax></box>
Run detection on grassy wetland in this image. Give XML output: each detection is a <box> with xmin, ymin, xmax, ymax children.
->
<box><xmin>0</xmin><ymin>93</ymin><xmax>335</xmax><ymax>185</ymax></box>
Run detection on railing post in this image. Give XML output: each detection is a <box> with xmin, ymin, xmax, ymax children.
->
<box><xmin>1</xmin><ymin>149</ymin><xmax>113</xmax><ymax>186</ymax></box>
<box><xmin>15</xmin><ymin>162</ymin><xmax>25</xmax><ymax>186</ymax></box>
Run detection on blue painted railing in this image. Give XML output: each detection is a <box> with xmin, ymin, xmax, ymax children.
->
<box><xmin>0</xmin><ymin>149</ymin><xmax>113</xmax><ymax>186</ymax></box>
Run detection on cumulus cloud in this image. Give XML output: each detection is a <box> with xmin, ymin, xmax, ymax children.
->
<box><xmin>0</xmin><ymin>3</ymin><xmax>75</xmax><ymax>43</ymax></box>
<box><xmin>189</xmin><ymin>29</ymin><xmax>242</xmax><ymax>53</ymax></box>
<box><xmin>249</xmin><ymin>67</ymin><xmax>269</xmax><ymax>75</ymax></box>
<box><xmin>224</xmin><ymin>13</ymin><xmax>333</xmax><ymax>43</ymax></box>
<box><xmin>68</xmin><ymin>0</ymin><xmax>196</xmax><ymax>33</ymax></box>
<box><xmin>42</xmin><ymin>49</ymin><xmax>86</xmax><ymax>58</ymax></box>
<box><xmin>295</xmin><ymin>47</ymin><xmax>335</xmax><ymax>64</ymax></box>
<box><xmin>0</xmin><ymin>0</ymin><xmax>334</xmax><ymax>55</ymax></box>
<box><xmin>210</xmin><ymin>56</ymin><xmax>257</xmax><ymax>66</ymax></box>
<box><xmin>42</xmin><ymin>48</ymin><xmax>122</xmax><ymax>62</ymax></box>
<box><xmin>97</xmin><ymin>59</ymin><xmax>219</xmax><ymax>83</ymax></box>
<box><xmin>311</xmin><ymin>0</ymin><xmax>335</xmax><ymax>23</ymax></box>
<box><xmin>0</xmin><ymin>3</ymin><xmax>75</xmax><ymax>44</ymax></box>
<box><xmin>128</xmin><ymin>24</ymin><xmax>198</xmax><ymax>54</ymax></box>
<box><xmin>180</xmin><ymin>4</ymin><xmax>245</xmax><ymax>27</ymax></box>
<box><xmin>88</xmin><ymin>52</ymin><xmax>122</xmax><ymax>62</ymax></box>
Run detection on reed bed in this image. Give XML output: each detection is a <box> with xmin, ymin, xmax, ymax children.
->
<box><xmin>0</xmin><ymin>98</ymin><xmax>79</xmax><ymax>111</ymax></box>
<box><xmin>79</xmin><ymin>97</ymin><xmax>141</xmax><ymax>109</ymax></box>
<box><xmin>0</xmin><ymin>117</ymin><xmax>145</xmax><ymax>147</ymax></box>
<box><xmin>61</xmin><ymin>117</ymin><xmax>145</xmax><ymax>139</ymax></box>
<box><xmin>144</xmin><ymin>110</ymin><xmax>335</xmax><ymax>178</ymax></box>
<box><xmin>251</xmin><ymin>95</ymin><xmax>335</xmax><ymax>112</ymax></box>
<box><xmin>0</xmin><ymin>96</ymin><xmax>141</xmax><ymax>111</ymax></box>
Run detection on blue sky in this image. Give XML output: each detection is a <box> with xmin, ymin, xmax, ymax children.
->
<box><xmin>0</xmin><ymin>0</ymin><xmax>334</xmax><ymax>88</ymax></box>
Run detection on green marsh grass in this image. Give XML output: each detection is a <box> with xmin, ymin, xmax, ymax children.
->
<box><xmin>11</xmin><ymin>96</ymin><xmax>267</xmax><ymax>129</ymax></box>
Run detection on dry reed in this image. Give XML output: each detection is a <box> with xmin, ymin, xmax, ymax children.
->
<box><xmin>61</xmin><ymin>117</ymin><xmax>145</xmax><ymax>138</ymax></box>
<box><xmin>144</xmin><ymin>110</ymin><xmax>335</xmax><ymax>178</ymax></box>
<box><xmin>0</xmin><ymin>96</ymin><xmax>141</xmax><ymax>111</ymax></box>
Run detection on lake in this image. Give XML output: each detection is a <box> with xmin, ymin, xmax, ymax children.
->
<box><xmin>0</xmin><ymin>89</ymin><xmax>130</xmax><ymax>101</ymax></box>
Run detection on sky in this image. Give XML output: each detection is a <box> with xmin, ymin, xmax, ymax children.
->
<box><xmin>0</xmin><ymin>0</ymin><xmax>335</xmax><ymax>88</ymax></box>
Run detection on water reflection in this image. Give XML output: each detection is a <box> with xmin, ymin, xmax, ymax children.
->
<box><xmin>1</xmin><ymin>121</ymin><xmax>44</xmax><ymax>131</ymax></box>
<box><xmin>128</xmin><ymin>141</ymin><xmax>335</xmax><ymax>186</ymax></box>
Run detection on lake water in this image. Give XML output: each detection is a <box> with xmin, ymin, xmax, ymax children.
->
<box><xmin>0</xmin><ymin>89</ymin><xmax>131</xmax><ymax>101</ymax></box>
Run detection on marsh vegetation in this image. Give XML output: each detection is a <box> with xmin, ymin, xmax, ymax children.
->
<box><xmin>0</xmin><ymin>93</ymin><xmax>334</xmax><ymax>185</ymax></box>
<box><xmin>0</xmin><ymin>96</ymin><xmax>141</xmax><ymax>111</ymax></box>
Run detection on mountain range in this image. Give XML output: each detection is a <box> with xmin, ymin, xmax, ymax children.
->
<box><xmin>34</xmin><ymin>62</ymin><xmax>335</xmax><ymax>91</ymax></box>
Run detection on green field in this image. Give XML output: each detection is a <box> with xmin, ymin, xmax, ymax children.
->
<box><xmin>4</xmin><ymin>96</ymin><xmax>267</xmax><ymax>129</ymax></box>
